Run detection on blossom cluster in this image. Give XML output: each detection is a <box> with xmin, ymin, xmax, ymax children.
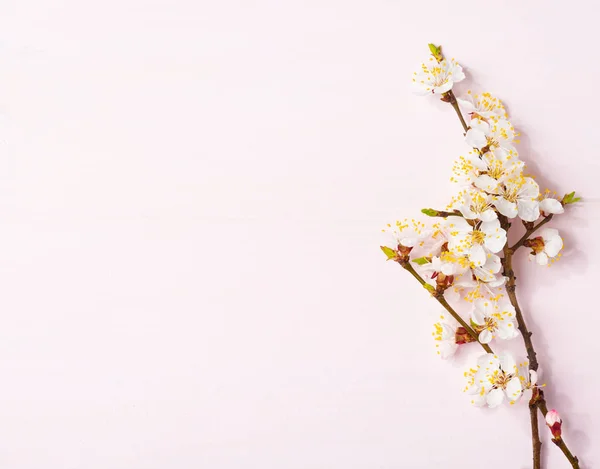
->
<box><xmin>382</xmin><ymin>45</ymin><xmax>580</xmax><ymax>409</ymax></box>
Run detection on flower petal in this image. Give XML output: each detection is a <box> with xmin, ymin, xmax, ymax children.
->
<box><xmin>478</xmin><ymin>329</ymin><xmax>493</xmax><ymax>344</ymax></box>
<box><xmin>465</xmin><ymin>129</ymin><xmax>487</xmax><ymax>149</ymax></box>
<box><xmin>499</xmin><ymin>351</ymin><xmax>517</xmax><ymax>374</ymax></box>
<box><xmin>505</xmin><ymin>377</ymin><xmax>523</xmax><ymax>402</ymax></box>
<box><xmin>486</xmin><ymin>388</ymin><xmax>505</xmax><ymax>408</ymax></box>
<box><xmin>539</xmin><ymin>198</ymin><xmax>564</xmax><ymax>215</ymax></box>
<box><xmin>517</xmin><ymin>199</ymin><xmax>540</xmax><ymax>222</ymax></box>
<box><xmin>475</xmin><ymin>175</ymin><xmax>501</xmax><ymax>193</ymax></box>
<box><xmin>494</xmin><ymin>197</ymin><xmax>518</xmax><ymax>218</ymax></box>
<box><xmin>529</xmin><ymin>370</ymin><xmax>538</xmax><ymax>386</ymax></box>
<box><xmin>535</xmin><ymin>252</ymin><xmax>549</xmax><ymax>265</ymax></box>
<box><xmin>541</xmin><ymin>229</ymin><xmax>563</xmax><ymax>257</ymax></box>
<box><xmin>484</xmin><ymin>231</ymin><xmax>507</xmax><ymax>253</ymax></box>
<box><xmin>480</xmin><ymin>209</ymin><xmax>497</xmax><ymax>222</ymax></box>
<box><xmin>469</xmin><ymin>244</ymin><xmax>486</xmax><ymax>267</ymax></box>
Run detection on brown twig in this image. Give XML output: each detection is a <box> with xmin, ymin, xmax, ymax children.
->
<box><xmin>529</xmin><ymin>402</ymin><xmax>543</xmax><ymax>469</ymax></box>
<box><xmin>500</xmin><ymin>215</ymin><xmax>579</xmax><ymax>468</ymax></box>
<box><xmin>445</xmin><ymin>90</ymin><xmax>469</xmax><ymax>133</ymax></box>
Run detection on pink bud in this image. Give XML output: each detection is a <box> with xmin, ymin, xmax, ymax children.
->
<box><xmin>545</xmin><ymin>409</ymin><xmax>562</xmax><ymax>439</ymax></box>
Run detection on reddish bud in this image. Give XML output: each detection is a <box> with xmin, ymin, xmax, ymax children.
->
<box><xmin>455</xmin><ymin>326</ymin><xmax>476</xmax><ymax>345</ymax></box>
<box><xmin>524</xmin><ymin>236</ymin><xmax>545</xmax><ymax>255</ymax></box>
<box><xmin>545</xmin><ymin>409</ymin><xmax>562</xmax><ymax>440</ymax></box>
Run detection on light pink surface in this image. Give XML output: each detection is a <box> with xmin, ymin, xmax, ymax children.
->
<box><xmin>0</xmin><ymin>1</ymin><xmax>598</xmax><ymax>468</ymax></box>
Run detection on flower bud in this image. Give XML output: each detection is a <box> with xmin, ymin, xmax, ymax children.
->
<box><xmin>434</xmin><ymin>272</ymin><xmax>454</xmax><ymax>293</ymax></box>
<box><xmin>524</xmin><ymin>236</ymin><xmax>545</xmax><ymax>254</ymax></box>
<box><xmin>545</xmin><ymin>409</ymin><xmax>562</xmax><ymax>440</ymax></box>
<box><xmin>455</xmin><ymin>326</ymin><xmax>476</xmax><ymax>345</ymax></box>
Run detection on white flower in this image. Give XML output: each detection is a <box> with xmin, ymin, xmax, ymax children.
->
<box><xmin>465</xmin><ymin>117</ymin><xmax>517</xmax><ymax>160</ymax></box>
<box><xmin>381</xmin><ymin>219</ymin><xmax>432</xmax><ymax>252</ymax></box>
<box><xmin>432</xmin><ymin>321</ymin><xmax>459</xmax><ymax>359</ymax></box>
<box><xmin>517</xmin><ymin>362</ymin><xmax>540</xmax><ymax>403</ymax></box>
<box><xmin>493</xmin><ymin>175</ymin><xmax>541</xmax><ymax>222</ymax></box>
<box><xmin>470</xmin><ymin>298</ymin><xmax>518</xmax><ymax>344</ymax></box>
<box><xmin>539</xmin><ymin>191</ymin><xmax>565</xmax><ymax>215</ymax></box>
<box><xmin>451</xmin><ymin>151</ymin><xmax>523</xmax><ymax>191</ymax></box>
<box><xmin>458</xmin><ymin>92</ymin><xmax>507</xmax><ymax>119</ymax></box>
<box><xmin>418</xmin><ymin>254</ymin><xmax>461</xmax><ymax>277</ymax></box>
<box><xmin>465</xmin><ymin>352</ymin><xmax>523</xmax><ymax>407</ymax></box>
<box><xmin>526</xmin><ymin>228</ymin><xmax>563</xmax><ymax>266</ymax></box>
<box><xmin>412</xmin><ymin>57</ymin><xmax>465</xmax><ymax>95</ymax></box>
<box><xmin>455</xmin><ymin>190</ymin><xmax>497</xmax><ymax>221</ymax></box>
<box><xmin>445</xmin><ymin>217</ymin><xmax>507</xmax><ymax>267</ymax></box>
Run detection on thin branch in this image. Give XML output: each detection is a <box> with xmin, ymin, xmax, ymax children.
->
<box><xmin>445</xmin><ymin>90</ymin><xmax>469</xmax><ymax>133</ymax></box>
<box><xmin>401</xmin><ymin>261</ymin><xmax>493</xmax><ymax>354</ymax></box>
<box><xmin>529</xmin><ymin>403</ymin><xmax>543</xmax><ymax>469</ymax></box>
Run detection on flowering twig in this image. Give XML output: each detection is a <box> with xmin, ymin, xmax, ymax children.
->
<box><xmin>401</xmin><ymin>261</ymin><xmax>492</xmax><ymax>353</ymax></box>
<box><xmin>511</xmin><ymin>214</ymin><xmax>554</xmax><ymax>251</ymax></box>
<box><xmin>438</xmin><ymin>49</ymin><xmax>578</xmax><ymax>468</ymax></box>
<box><xmin>500</xmin><ymin>219</ymin><xmax>543</xmax><ymax>467</ymax></box>
<box><xmin>384</xmin><ymin>44</ymin><xmax>584</xmax><ymax>469</ymax></box>
<box><xmin>501</xmin><ymin>222</ymin><xmax>580</xmax><ymax>468</ymax></box>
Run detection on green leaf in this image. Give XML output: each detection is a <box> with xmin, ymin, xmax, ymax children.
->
<box><xmin>562</xmin><ymin>191</ymin><xmax>582</xmax><ymax>205</ymax></box>
<box><xmin>428</xmin><ymin>43</ymin><xmax>443</xmax><ymax>62</ymax></box>
<box><xmin>423</xmin><ymin>283</ymin><xmax>436</xmax><ymax>294</ymax></box>
<box><xmin>412</xmin><ymin>257</ymin><xmax>431</xmax><ymax>266</ymax></box>
<box><xmin>421</xmin><ymin>208</ymin><xmax>439</xmax><ymax>217</ymax></box>
<box><xmin>380</xmin><ymin>246</ymin><xmax>397</xmax><ymax>260</ymax></box>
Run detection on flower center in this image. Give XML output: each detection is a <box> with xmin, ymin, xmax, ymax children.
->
<box><xmin>470</xmin><ymin>230</ymin><xmax>486</xmax><ymax>244</ymax></box>
<box><xmin>490</xmin><ymin>370</ymin><xmax>511</xmax><ymax>389</ymax></box>
<box><xmin>484</xmin><ymin>317</ymin><xmax>497</xmax><ymax>331</ymax></box>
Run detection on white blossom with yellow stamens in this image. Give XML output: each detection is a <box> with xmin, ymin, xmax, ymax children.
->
<box><xmin>412</xmin><ymin>57</ymin><xmax>465</xmax><ymax>95</ymax></box>
<box><xmin>432</xmin><ymin>320</ymin><xmax>459</xmax><ymax>359</ymax></box>
<box><xmin>458</xmin><ymin>91</ymin><xmax>507</xmax><ymax>119</ymax></box>
<box><xmin>381</xmin><ymin>218</ymin><xmax>432</xmax><ymax>250</ymax></box>
<box><xmin>470</xmin><ymin>298</ymin><xmax>518</xmax><ymax>344</ymax></box>
<box><xmin>455</xmin><ymin>189</ymin><xmax>497</xmax><ymax>221</ymax></box>
<box><xmin>493</xmin><ymin>175</ymin><xmax>541</xmax><ymax>222</ymax></box>
<box><xmin>465</xmin><ymin>116</ymin><xmax>517</xmax><ymax>161</ymax></box>
<box><xmin>451</xmin><ymin>151</ymin><xmax>523</xmax><ymax>190</ymax></box>
<box><xmin>445</xmin><ymin>216</ymin><xmax>507</xmax><ymax>267</ymax></box>
<box><xmin>464</xmin><ymin>352</ymin><xmax>523</xmax><ymax>407</ymax></box>
<box><xmin>517</xmin><ymin>361</ymin><xmax>542</xmax><ymax>404</ymax></box>
<box><xmin>527</xmin><ymin>228</ymin><xmax>563</xmax><ymax>266</ymax></box>
<box><xmin>539</xmin><ymin>190</ymin><xmax>565</xmax><ymax>215</ymax></box>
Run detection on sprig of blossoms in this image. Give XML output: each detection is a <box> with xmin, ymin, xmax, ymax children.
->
<box><xmin>381</xmin><ymin>44</ymin><xmax>582</xmax><ymax>468</ymax></box>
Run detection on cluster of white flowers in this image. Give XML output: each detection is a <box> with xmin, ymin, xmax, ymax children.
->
<box><xmin>381</xmin><ymin>46</ymin><xmax>579</xmax><ymax>409</ymax></box>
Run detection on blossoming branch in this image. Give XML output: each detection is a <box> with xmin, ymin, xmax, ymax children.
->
<box><xmin>381</xmin><ymin>44</ymin><xmax>581</xmax><ymax>469</ymax></box>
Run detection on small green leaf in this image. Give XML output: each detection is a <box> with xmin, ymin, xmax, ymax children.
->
<box><xmin>561</xmin><ymin>191</ymin><xmax>574</xmax><ymax>204</ymax></box>
<box><xmin>380</xmin><ymin>246</ymin><xmax>397</xmax><ymax>260</ymax></box>
<box><xmin>423</xmin><ymin>283</ymin><xmax>436</xmax><ymax>294</ymax></box>
<box><xmin>412</xmin><ymin>257</ymin><xmax>431</xmax><ymax>266</ymax></box>
<box><xmin>428</xmin><ymin>43</ymin><xmax>443</xmax><ymax>62</ymax></box>
<box><xmin>421</xmin><ymin>208</ymin><xmax>439</xmax><ymax>217</ymax></box>
<box><xmin>562</xmin><ymin>191</ymin><xmax>581</xmax><ymax>205</ymax></box>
